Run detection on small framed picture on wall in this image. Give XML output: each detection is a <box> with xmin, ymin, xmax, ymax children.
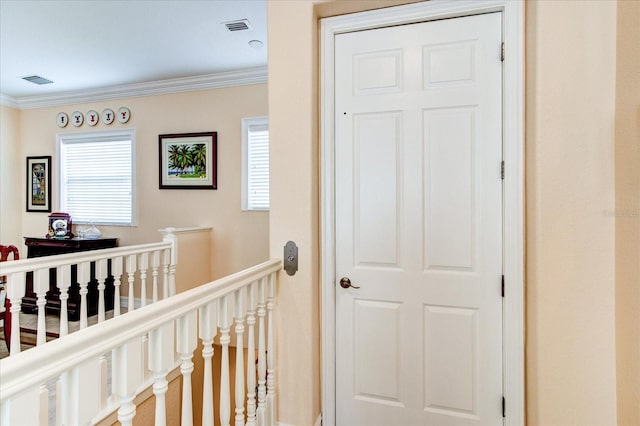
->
<box><xmin>158</xmin><ymin>132</ymin><xmax>217</xmax><ymax>189</ymax></box>
<box><xmin>26</xmin><ymin>156</ymin><xmax>52</xmax><ymax>212</ymax></box>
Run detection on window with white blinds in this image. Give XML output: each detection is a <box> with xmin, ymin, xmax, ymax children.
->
<box><xmin>57</xmin><ymin>129</ymin><xmax>135</xmax><ymax>225</ymax></box>
<box><xmin>242</xmin><ymin>117</ymin><xmax>269</xmax><ymax>211</ymax></box>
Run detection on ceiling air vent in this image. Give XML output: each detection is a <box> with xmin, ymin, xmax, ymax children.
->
<box><xmin>22</xmin><ymin>75</ymin><xmax>53</xmax><ymax>85</ymax></box>
<box><xmin>223</xmin><ymin>19</ymin><xmax>250</xmax><ymax>32</ymax></box>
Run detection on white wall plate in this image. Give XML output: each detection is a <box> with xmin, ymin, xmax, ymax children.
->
<box><xmin>86</xmin><ymin>110</ymin><xmax>99</xmax><ymax>126</ymax></box>
<box><xmin>117</xmin><ymin>107</ymin><xmax>130</xmax><ymax>123</ymax></box>
<box><xmin>101</xmin><ymin>108</ymin><xmax>115</xmax><ymax>124</ymax></box>
<box><xmin>71</xmin><ymin>111</ymin><xmax>83</xmax><ymax>126</ymax></box>
<box><xmin>56</xmin><ymin>112</ymin><xmax>68</xmax><ymax>127</ymax></box>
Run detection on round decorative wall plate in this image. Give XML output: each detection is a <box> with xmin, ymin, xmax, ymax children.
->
<box><xmin>86</xmin><ymin>110</ymin><xmax>99</xmax><ymax>126</ymax></box>
<box><xmin>71</xmin><ymin>111</ymin><xmax>84</xmax><ymax>127</ymax></box>
<box><xmin>117</xmin><ymin>107</ymin><xmax>130</xmax><ymax>123</ymax></box>
<box><xmin>56</xmin><ymin>112</ymin><xmax>68</xmax><ymax>127</ymax></box>
<box><xmin>101</xmin><ymin>108</ymin><xmax>115</xmax><ymax>125</ymax></box>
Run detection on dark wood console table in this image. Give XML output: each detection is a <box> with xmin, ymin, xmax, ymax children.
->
<box><xmin>22</xmin><ymin>237</ymin><xmax>119</xmax><ymax>321</ymax></box>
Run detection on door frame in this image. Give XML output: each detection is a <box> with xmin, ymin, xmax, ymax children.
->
<box><xmin>319</xmin><ymin>1</ymin><xmax>524</xmax><ymax>425</ymax></box>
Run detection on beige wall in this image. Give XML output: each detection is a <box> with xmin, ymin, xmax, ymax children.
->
<box><xmin>268</xmin><ymin>0</ymin><xmax>629</xmax><ymax>425</ymax></box>
<box><xmin>268</xmin><ymin>2</ymin><xmax>320</xmax><ymax>424</ymax></box>
<box><xmin>0</xmin><ymin>105</ymin><xmax>22</xmax><ymax>251</ymax></box>
<box><xmin>10</xmin><ymin>85</ymin><xmax>269</xmax><ymax>278</ymax></box>
<box><xmin>615</xmin><ymin>1</ymin><xmax>640</xmax><ymax>425</ymax></box>
<box><xmin>526</xmin><ymin>1</ymin><xmax>618</xmax><ymax>425</ymax></box>
<box><xmin>173</xmin><ymin>227</ymin><xmax>215</xmax><ymax>292</ymax></box>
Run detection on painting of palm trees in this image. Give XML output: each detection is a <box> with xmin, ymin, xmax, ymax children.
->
<box><xmin>26</xmin><ymin>156</ymin><xmax>52</xmax><ymax>212</ymax></box>
<box><xmin>159</xmin><ymin>132</ymin><xmax>217</xmax><ymax>189</ymax></box>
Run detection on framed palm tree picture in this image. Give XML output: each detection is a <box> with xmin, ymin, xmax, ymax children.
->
<box><xmin>159</xmin><ymin>132</ymin><xmax>217</xmax><ymax>189</ymax></box>
<box><xmin>26</xmin><ymin>155</ymin><xmax>52</xmax><ymax>212</ymax></box>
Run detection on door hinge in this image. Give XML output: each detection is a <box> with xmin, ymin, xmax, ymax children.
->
<box><xmin>501</xmin><ymin>275</ymin><xmax>505</xmax><ymax>298</ymax></box>
<box><xmin>501</xmin><ymin>161</ymin><xmax>505</xmax><ymax>180</ymax></box>
<box><xmin>501</xmin><ymin>42</ymin><xmax>505</xmax><ymax>62</ymax></box>
<box><xmin>502</xmin><ymin>396</ymin><xmax>506</xmax><ymax>417</ymax></box>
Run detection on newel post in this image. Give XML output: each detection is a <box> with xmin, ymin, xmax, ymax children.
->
<box><xmin>159</xmin><ymin>227</ymin><xmax>178</xmax><ymax>297</ymax></box>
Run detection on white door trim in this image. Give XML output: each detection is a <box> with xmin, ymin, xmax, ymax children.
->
<box><xmin>319</xmin><ymin>1</ymin><xmax>525</xmax><ymax>425</ymax></box>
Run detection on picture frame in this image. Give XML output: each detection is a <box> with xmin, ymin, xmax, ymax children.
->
<box><xmin>159</xmin><ymin>132</ymin><xmax>217</xmax><ymax>189</ymax></box>
<box><xmin>26</xmin><ymin>156</ymin><xmax>52</xmax><ymax>212</ymax></box>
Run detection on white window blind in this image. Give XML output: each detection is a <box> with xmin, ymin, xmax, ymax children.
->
<box><xmin>242</xmin><ymin>117</ymin><xmax>269</xmax><ymax>211</ymax></box>
<box><xmin>58</xmin><ymin>130</ymin><xmax>135</xmax><ymax>225</ymax></box>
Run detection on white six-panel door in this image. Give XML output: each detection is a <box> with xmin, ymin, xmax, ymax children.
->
<box><xmin>335</xmin><ymin>12</ymin><xmax>503</xmax><ymax>425</ymax></box>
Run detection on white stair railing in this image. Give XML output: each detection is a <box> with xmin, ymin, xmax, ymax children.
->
<box><xmin>0</xmin><ymin>259</ymin><xmax>281</xmax><ymax>426</ymax></box>
<box><xmin>0</xmin><ymin>229</ymin><xmax>179</xmax><ymax>357</ymax></box>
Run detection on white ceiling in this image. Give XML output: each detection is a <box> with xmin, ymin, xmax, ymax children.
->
<box><xmin>0</xmin><ymin>0</ymin><xmax>267</xmax><ymax>104</ymax></box>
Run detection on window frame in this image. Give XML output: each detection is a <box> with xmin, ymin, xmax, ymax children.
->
<box><xmin>56</xmin><ymin>128</ymin><xmax>137</xmax><ymax>226</ymax></box>
<box><xmin>241</xmin><ymin>116</ymin><xmax>269</xmax><ymax>211</ymax></box>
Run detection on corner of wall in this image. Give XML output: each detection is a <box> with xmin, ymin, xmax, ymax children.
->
<box><xmin>615</xmin><ymin>1</ymin><xmax>640</xmax><ymax>424</ymax></box>
<box><xmin>0</xmin><ymin>105</ymin><xmax>23</xmax><ymax>250</ymax></box>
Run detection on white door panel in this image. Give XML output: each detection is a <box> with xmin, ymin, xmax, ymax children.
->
<box><xmin>335</xmin><ymin>12</ymin><xmax>503</xmax><ymax>426</ymax></box>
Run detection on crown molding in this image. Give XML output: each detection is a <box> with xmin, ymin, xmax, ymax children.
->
<box><xmin>0</xmin><ymin>93</ymin><xmax>19</xmax><ymax>108</ymax></box>
<box><xmin>1</xmin><ymin>66</ymin><xmax>267</xmax><ymax>110</ymax></box>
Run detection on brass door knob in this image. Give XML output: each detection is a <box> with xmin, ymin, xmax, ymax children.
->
<box><xmin>339</xmin><ymin>277</ymin><xmax>360</xmax><ymax>289</ymax></box>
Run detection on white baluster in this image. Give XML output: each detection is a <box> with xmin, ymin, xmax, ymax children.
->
<box><xmin>57</xmin><ymin>265</ymin><xmax>71</xmax><ymax>337</ymax></box>
<box><xmin>112</xmin><ymin>256</ymin><xmax>123</xmax><ymax>316</ymax></box>
<box><xmin>219</xmin><ymin>295</ymin><xmax>232</xmax><ymax>426</ymax></box>
<box><xmin>59</xmin><ymin>371</ymin><xmax>70</xmax><ymax>424</ymax></box>
<box><xmin>38</xmin><ymin>382</ymin><xmax>48</xmax><ymax>426</ymax></box>
<box><xmin>246</xmin><ymin>282</ymin><xmax>257</xmax><ymax>426</ymax></box>
<box><xmin>161</xmin><ymin>227</ymin><xmax>178</xmax><ymax>296</ymax></box>
<box><xmin>6</xmin><ymin>272</ymin><xmax>24</xmax><ymax>355</ymax></box>
<box><xmin>168</xmin><ymin>264</ymin><xmax>176</xmax><ymax>296</ymax></box>
<box><xmin>111</xmin><ymin>346</ymin><xmax>119</xmax><ymax>407</ymax></box>
<box><xmin>63</xmin><ymin>368</ymin><xmax>76</xmax><ymax>426</ymax></box>
<box><xmin>177</xmin><ymin>311</ymin><xmax>198</xmax><ymax>426</ymax></box>
<box><xmin>96</xmin><ymin>258</ymin><xmax>108</xmax><ymax>323</ymax></box>
<box><xmin>33</xmin><ymin>268</ymin><xmax>48</xmax><ymax>345</ymax></box>
<box><xmin>114</xmin><ymin>337</ymin><xmax>144</xmax><ymax>426</ymax></box>
<box><xmin>2</xmin><ymin>385</ymin><xmax>40</xmax><ymax>425</ymax></box>
<box><xmin>93</xmin><ymin>260</ymin><xmax>110</xmax><ymax>415</ymax></box>
<box><xmin>56</xmin><ymin>376</ymin><xmax>62</xmax><ymax>425</ymax></box>
<box><xmin>131</xmin><ymin>253</ymin><xmax>151</xmax><ymax>382</ymax></box>
<box><xmin>162</xmin><ymin>249</ymin><xmax>170</xmax><ymax>299</ymax></box>
<box><xmin>5</xmin><ymin>273</ymin><xmax>23</xmax><ymax>356</ymax></box>
<box><xmin>138</xmin><ymin>252</ymin><xmax>150</xmax><ymax>390</ymax></box>
<box><xmin>100</xmin><ymin>352</ymin><xmax>109</xmax><ymax>411</ymax></box>
<box><xmin>151</xmin><ymin>251</ymin><xmax>160</xmax><ymax>303</ymax></box>
<box><xmin>126</xmin><ymin>254</ymin><xmax>137</xmax><ymax>312</ymax></box>
<box><xmin>139</xmin><ymin>252</ymin><xmax>149</xmax><ymax>307</ymax></box>
<box><xmin>256</xmin><ymin>278</ymin><xmax>267</xmax><ymax>426</ymax></box>
<box><xmin>199</xmin><ymin>302</ymin><xmax>217</xmax><ymax>426</ymax></box>
<box><xmin>234</xmin><ymin>288</ymin><xmax>246</xmax><ymax>426</ymax></box>
<box><xmin>266</xmin><ymin>273</ymin><xmax>276</xmax><ymax>426</ymax></box>
<box><xmin>149</xmin><ymin>321</ymin><xmax>175</xmax><ymax>426</ymax></box>
<box><xmin>142</xmin><ymin>337</ymin><xmax>151</xmax><ymax>383</ymax></box>
<box><xmin>66</xmin><ymin>358</ymin><xmax>101</xmax><ymax>425</ymax></box>
<box><xmin>77</xmin><ymin>261</ymin><xmax>90</xmax><ymax>329</ymax></box>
